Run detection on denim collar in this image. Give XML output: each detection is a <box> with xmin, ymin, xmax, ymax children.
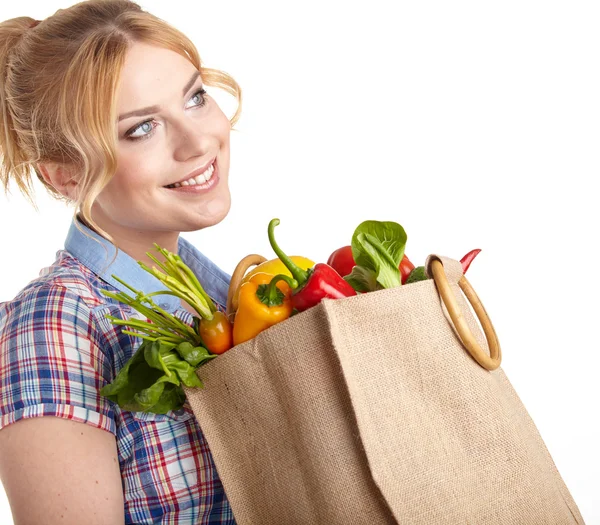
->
<box><xmin>64</xmin><ymin>219</ymin><xmax>231</xmax><ymax>312</ymax></box>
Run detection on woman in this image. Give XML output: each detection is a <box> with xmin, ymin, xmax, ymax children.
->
<box><xmin>0</xmin><ymin>1</ymin><xmax>240</xmax><ymax>523</ymax></box>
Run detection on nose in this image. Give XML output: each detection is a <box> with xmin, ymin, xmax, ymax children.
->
<box><xmin>172</xmin><ymin>118</ymin><xmax>211</xmax><ymax>162</ymax></box>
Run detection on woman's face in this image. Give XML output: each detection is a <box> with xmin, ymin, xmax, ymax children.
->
<box><xmin>91</xmin><ymin>42</ymin><xmax>231</xmax><ymax>248</ymax></box>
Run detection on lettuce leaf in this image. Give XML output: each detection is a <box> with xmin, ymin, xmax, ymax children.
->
<box><xmin>345</xmin><ymin>220</ymin><xmax>407</xmax><ymax>292</ymax></box>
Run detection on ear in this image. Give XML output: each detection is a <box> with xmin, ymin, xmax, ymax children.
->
<box><xmin>38</xmin><ymin>163</ymin><xmax>80</xmax><ymax>200</ymax></box>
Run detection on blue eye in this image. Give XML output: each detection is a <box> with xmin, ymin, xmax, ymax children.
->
<box><xmin>127</xmin><ymin>120</ymin><xmax>155</xmax><ymax>140</ymax></box>
<box><xmin>125</xmin><ymin>88</ymin><xmax>208</xmax><ymax>142</ymax></box>
<box><xmin>186</xmin><ymin>88</ymin><xmax>208</xmax><ymax>109</ymax></box>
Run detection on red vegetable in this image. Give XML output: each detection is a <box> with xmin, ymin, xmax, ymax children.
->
<box><xmin>399</xmin><ymin>254</ymin><xmax>415</xmax><ymax>284</ymax></box>
<box><xmin>460</xmin><ymin>249</ymin><xmax>481</xmax><ymax>273</ymax></box>
<box><xmin>268</xmin><ymin>219</ymin><xmax>357</xmax><ymax>312</ymax></box>
<box><xmin>327</xmin><ymin>245</ymin><xmax>415</xmax><ymax>285</ymax></box>
<box><xmin>326</xmin><ymin>245</ymin><xmax>355</xmax><ymax>278</ymax></box>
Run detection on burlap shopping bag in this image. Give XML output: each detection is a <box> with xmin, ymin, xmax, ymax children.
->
<box><xmin>185</xmin><ymin>255</ymin><xmax>584</xmax><ymax>524</ymax></box>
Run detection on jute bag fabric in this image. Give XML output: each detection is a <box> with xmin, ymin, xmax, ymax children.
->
<box><xmin>185</xmin><ymin>255</ymin><xmax>583</xmax><ymax>524</ymax></box>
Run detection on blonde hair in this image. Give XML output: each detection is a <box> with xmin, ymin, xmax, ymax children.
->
<box><xmin>0</xmin><ymin>0</ymin><xmax>241</xmax><ymax>241</ymax></box>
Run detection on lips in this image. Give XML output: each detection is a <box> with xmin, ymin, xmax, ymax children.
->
<box><xmin>163</xmin><ymin>159</ymin><xmax>220</xmax><ymax>194</ymax></box>
<box><xmin>164</xmin><ymin>157</ymin><xmax>216</xmax><ymax>188</ymax></box>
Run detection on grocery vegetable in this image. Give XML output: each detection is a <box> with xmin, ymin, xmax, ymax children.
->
<box><xmin>405</xmin><ymin>248</ymin><xmax>482</xmax><ymax>284</ymax></box>
<box><xmin>268</xmin><ymin>218</ymin><xmax>357</xmax><ymax>311</ymax></box>
<box><xmin>100</xmin><ymin>339</ymin><xmax>210</xmax><ymax>413</ymax></box>
<box><xmin>198</xmin><ymin>310</ymin><xmax>234</xmax><ymax>355</ymax></box>
<box><xmin>327</xmin><ymin>244</ymin><xmax>415</xmax><ymax>285</ymax></box>
<box><xmin>405</xmin><ymin>266</ymin><xmax>428</xmax><ymax>284</ymax></box>
<box><xmin>399</xmin><ymin>254</ymin><xmax>415</xmax><ymax>283</ymax></box>
<box><xmin>326</xmin><ymin>246</ymin><xmax>356</xmax><ymax>279</ymax></box>
<box><xmin>99</xmin><ymin>243</ymin><xmax>231</xmax><ymax>414</ymax></box>
<box><xmin>460</xmin><ymin>248</ymin><xmax>481</xmax><ymax>273</ymax></box>
<box><xmin>230</xmin><ymin>254</ymin><xmax>314</xmax><ymax>315</ymax></box>
<box><xmin>242</xmin><ymin>256</ymin><xmax>315</xmax><ymax>286</ymax></box>
<box><xmin>233</xmin><ymin>272</ymin><xmax>298</xmax><ymax>345</ymax></box>
<box><xmin>344</xmin><ymin>220</ymin><xmax>408</xmax><ymax>292</ymax></box>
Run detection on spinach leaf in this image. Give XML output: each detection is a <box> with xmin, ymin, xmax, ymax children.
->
<box><xmin>144</xmin><ymin>340</ymin><xmax>172</xmax><ymax>375</ymax></box>
<box><xmin>148</xmin><ymin>383</ymin><xmax>187</xmax><ymax>414</ymax></box>
<box><xmin>100</xmin><ymin>341</ymin><xmax>151</xmax><ymax>402</ymax></box>
<box><xmin>169</xmin><ymin>360</ymin><xmax>204</xmax><ymax>388</ymax></box>
<box><xmin>134</xmin><ymin>374</ymin><xmax>181</xmax><ymax>413</ymax></box>
<box><xmin>176</xmin><ymin>341</ymin><xmax>215</xmax><ymax>367</ymax></box>
<box><xmin>102</xmin><ymin>338</ymin><xmax>208</xmax><ymax>414</ymax></box>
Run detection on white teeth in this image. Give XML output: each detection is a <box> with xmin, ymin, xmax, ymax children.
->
<box><xmin>168</xmin><ymin>161</ymin><xmax>215</xmax><ymax>188</ymax></box>
<box><xmin>206</xmin><ymin>164</ymin><xmax>215</xmax><ymax>180</ymax></box>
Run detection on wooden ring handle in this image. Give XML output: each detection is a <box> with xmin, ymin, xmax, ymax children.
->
<box><xmin>429</xmin><ymin>258</ymin><xmax>502</xmax><ymax>371</ymax></box>
<box><xmin>226</xmin><ymin>254</ymin><xmax>267</xmax><ymax>319</ymax></box>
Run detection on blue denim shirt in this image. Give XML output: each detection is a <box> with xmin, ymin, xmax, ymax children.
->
<box><xmin>64</xmin><ymin>219</ymin><xmax>231</xmax><ymax>311</ymax></box>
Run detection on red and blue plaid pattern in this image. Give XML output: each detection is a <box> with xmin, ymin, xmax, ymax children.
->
<box><xmin>0</xmin><ymin>220</ymin><xmax>235</xmax><ymax>524</ymax></box>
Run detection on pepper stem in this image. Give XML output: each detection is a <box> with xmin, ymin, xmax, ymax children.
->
<box><xmin>256</xmin><ymin>274</ymin><xmax>298</xmax><ymax>307</ymax></box>
<box><xmin>267</xmin><ymin>219</ymin><xmax>309</xmax><ymax>285</ymax></box>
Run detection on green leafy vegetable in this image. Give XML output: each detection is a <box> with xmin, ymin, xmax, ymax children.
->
<box><xmin>99</xmin><ymin>244</ymin><xmax>220</xmax><ymax>414</ymax></box>
<box><xmin>405</xmin><ymin>265</ymin><xmax>428</xmax><ymax>284</ymax></box>
<box><xmin>345</xmin><ymin>220</ymin><xmax>407</xmax><ymax>292</ymax></box>
<box><xmin>343</xmin><ymin>264</ymin><xmax>380</xmax><ymax>293</ymax></box>
<box><xmin>176</xmin><ymin>341</ymin><xmax>214</xmax><ymax>367</ymax></box>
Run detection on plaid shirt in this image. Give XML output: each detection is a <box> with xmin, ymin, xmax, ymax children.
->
<box><xmin>0</xmin><ymin>220</ymin><xmax>236</xmax><ymax>524</ymax></box>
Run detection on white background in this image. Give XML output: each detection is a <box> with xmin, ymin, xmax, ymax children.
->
<box><xmin>1</xmin><ymin>1</ymin><xmax>599</xmax><ymax>523</ymax></box>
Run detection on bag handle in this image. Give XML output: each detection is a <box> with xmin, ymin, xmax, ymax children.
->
<box><xmin>226</xmin><ymin>254</ymin><xmax>267</xmax><ymax>320</ymax></box>
<box><xmin>429</xmin><ymin>257</ymin><xmax>502</xmax><ymax>371</ymax></box>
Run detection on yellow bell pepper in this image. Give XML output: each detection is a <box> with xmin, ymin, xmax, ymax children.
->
<box><xmin>232</xmin><ymin>256</ymin><xmax>314</xmax><ymax>312</ymax></box>
<box><xmin>241</xmin><ymin>256</ymin><xmax>314</xmax><ymax>285</ymax></box>
<box><xmin>232</xmin><ymin>272</ymin><xmax>298</xmax><ymax>346</ymax></box>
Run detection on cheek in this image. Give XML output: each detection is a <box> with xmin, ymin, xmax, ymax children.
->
<box><xmin>111</xmin><ymin>150</ymin><xmax>156</xmax><ymax>192</ymax></box>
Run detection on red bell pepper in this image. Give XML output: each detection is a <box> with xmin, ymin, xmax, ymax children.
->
<box><xmin>268</xmin><ymin>219</ymin><xmax>357</xmax><ymax>311</ymax></box>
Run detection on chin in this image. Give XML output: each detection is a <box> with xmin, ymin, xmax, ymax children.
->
<box><xmin>186</xmin><ymin>194</ymin><xmax>231</xmax><ymax>232</ymax></box>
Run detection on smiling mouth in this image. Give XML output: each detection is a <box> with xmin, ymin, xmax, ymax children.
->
<box><xmin>165</xmin><ymin>161</ymin><xmax>216</xmax><ymax>188</ymax></box>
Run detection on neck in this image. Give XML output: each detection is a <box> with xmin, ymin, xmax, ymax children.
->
<box><xmin>114</xmin><ymin>229</ymin><xmax>180</xmax><ymax>270</ymax></box>
<box><xmin>80</xmin><ymin>214</ymin><xmax>180</xmax><ymax>268</ymax></box>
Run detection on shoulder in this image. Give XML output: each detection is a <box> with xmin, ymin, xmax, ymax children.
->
<box><xmin>22</xmin><ymin>249</ymin><xmax>107</xmax><ymax>308</ymax></box>
<box><xmin>0</xmin><ymin>250</ymin><xmax>120</xmax><ymax>364</ymax></box>
<box><xmin>0</xmin><ymin>253</ymin><xmax>122</xmax><ymax>435</ymax></box>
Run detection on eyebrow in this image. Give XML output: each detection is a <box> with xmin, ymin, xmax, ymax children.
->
<box><xmin>117</xmin><ymin>71</ymin><xmax>202</xmax><ymax>122</ymax></box>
